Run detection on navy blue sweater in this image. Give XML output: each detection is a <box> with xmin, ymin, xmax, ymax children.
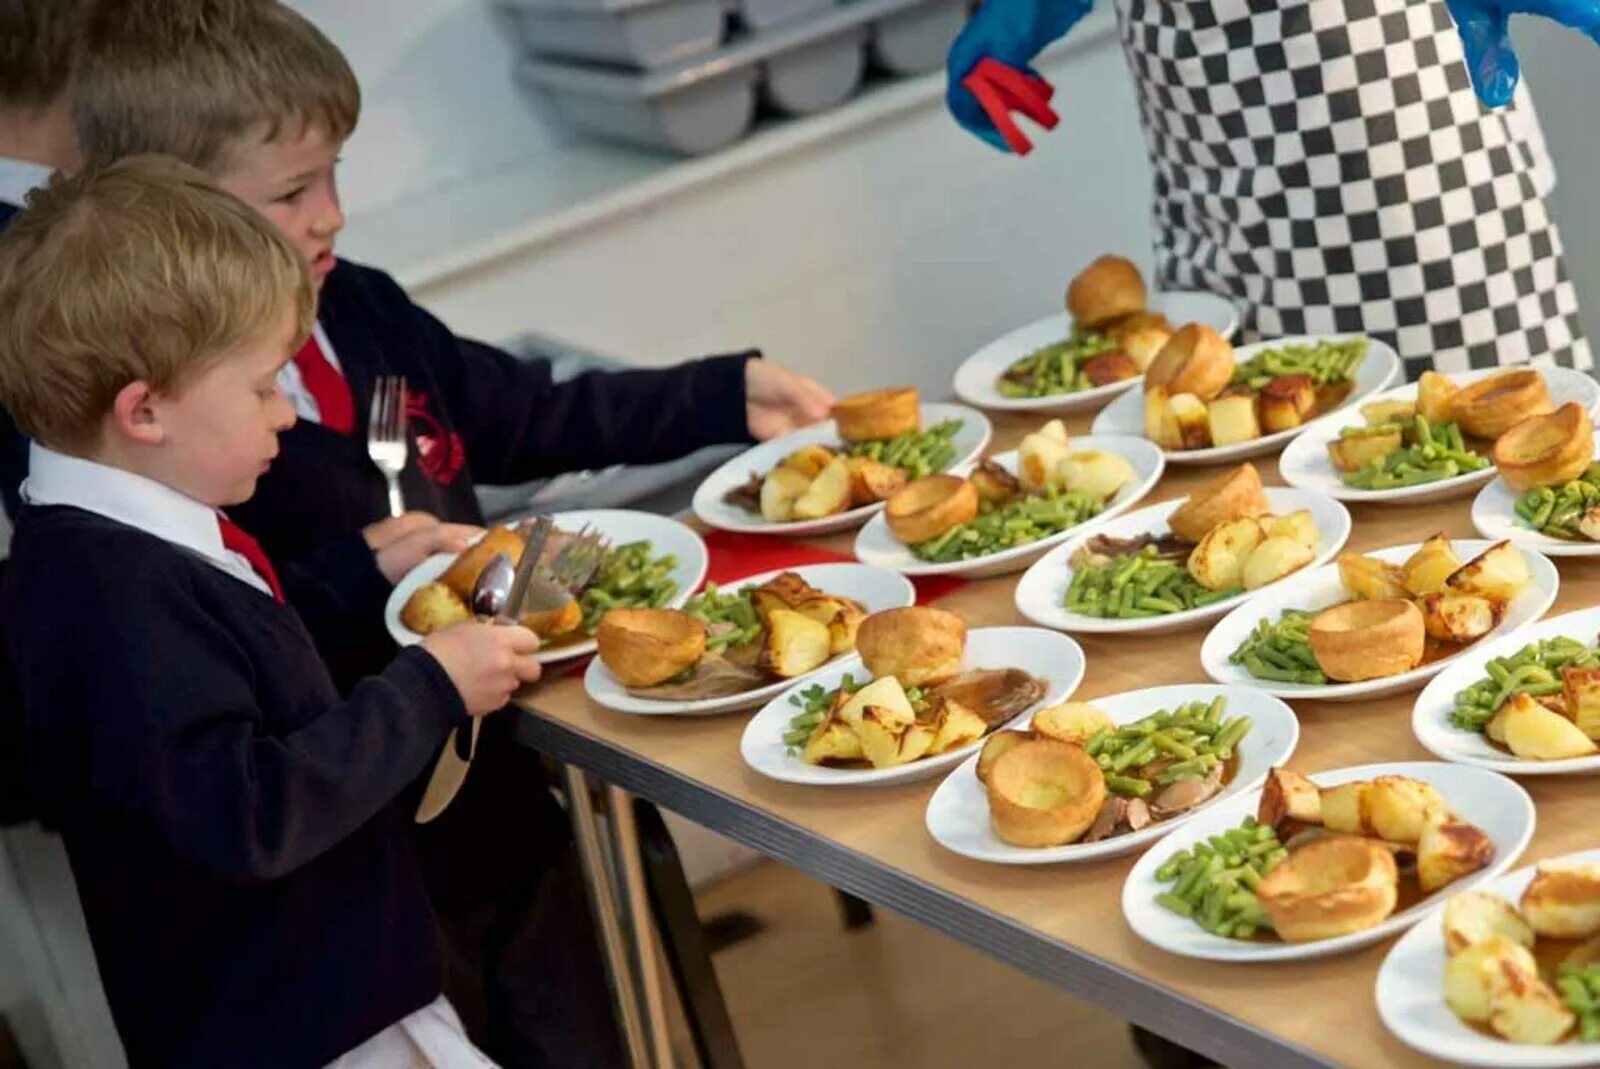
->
<box><xmin>4</xmin><ymin>504</ymin><xmax>467</xmax><ymax>1068</ymax></box>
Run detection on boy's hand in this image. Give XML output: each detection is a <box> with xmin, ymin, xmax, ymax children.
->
<box><xmin>745</xmin><ymin>360</ymin><xmax>835</xmax><ymax>441</ymax></box>
<box><xmin>422</xmin><ymin>622</ymin><xmax>543</xmax><ymax>716</ymax></box>
<box><xmin>375</xmin><ymin>522</ymin><xmax>482</xmax><ymax>583</ymax></box>
<box><xmin>363</xmin><ymin>511</ymin><xmax>446</xmax><ymax>551</ymax></box>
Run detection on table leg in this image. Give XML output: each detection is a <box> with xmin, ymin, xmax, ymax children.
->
<box><xmin>633</xmin><ymin>799</ymin><xmax>745</xmax><ymax>1069</ymax></box>
<box><xmin>562</xmin><ymin>766</ymin><xmax>651</xmax><ymax>1068</ymax></box>
<box><xmin>607</xmin><ymin>785</ymin><xmax>675</xmax><ymax>1069</ymax></box>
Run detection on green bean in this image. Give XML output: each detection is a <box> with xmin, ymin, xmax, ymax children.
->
<box><xmin>995</xmin><ymin>328</ymin><xmax>1123</xmax><ymax>398</ymax></box>
<box><xmin>1231</xmin><ymin>336</ymin><xmax>1367</xmax><ymax>389</ymax></box>
<box><xmin>1104</xmin><ymin>774</ymin><xmax>1154</xmax><ymax>797</ymax></box>
<box><xmin>1153</xmin><ymin>816</ymin><xmax>1285</xmax><ymax>939</ymax></box>
<box><xmin>1450</xmin><ymin>636</ymin><xmax>1600</xmax><ymax>733</ymax></box>
<box><xmin>1515</xmin><ymin>462</ymin><xmax>1600</xmax><ymax>541</ymax></box>
<box><xmin>1337</xmin><ymin>415</ymin><xmax>1489</xmax><ymax>490</ymax></box>
<box><xmin>1560</xmin><ymin>963</ymin><xmax>1600</xmax><ymax>1041</ymax></box>
<box><xmin>1066</xmin><ymin>544</ymin><xmax>1239</xmax><ymax>618</ymax></box>
<box><xmin>1229</xmin><ymin>609</ymin><xmax>1326</xmax><ymax>685</ymax></box>
<box><xmin>912</xmin><ymin>486</ymin><xmax>1107</xmax><ymax>562</ymax></box>
<box><xmin>683</xmin><ymin>582</ymin><xmax>765</xmax><ymax>654</ymax></box>
<box><xmin>843</xmin><ymin>419</ymin><xmax>964</xmax><ymax>480</ymax></box>
<box><xmin>578</xmin><ymin>541</ymin><xmax>680</xmax><ymax>632</ymax></box>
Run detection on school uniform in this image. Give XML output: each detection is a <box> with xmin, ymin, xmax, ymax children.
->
<box><xmin>3</xmin><ymin>446</ymin><xmax>492</xmax><ymax>1069</ymax></box>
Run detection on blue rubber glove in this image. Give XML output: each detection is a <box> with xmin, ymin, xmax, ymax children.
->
<box><xmin>1447</xmin><ymin>0</ymin><xmax>1600</xmax><ymax>107</ymax></box>
<box><xmin>946</xmin><ymin>0</ymin><xmax>1093</xmax><ymax>152</ymax></box>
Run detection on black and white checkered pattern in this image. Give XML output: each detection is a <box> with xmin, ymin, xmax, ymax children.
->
<box><xmin>1113</xmin><ymin>0</ymin><xmax>1591</xmax><ymax>381</ymax></box>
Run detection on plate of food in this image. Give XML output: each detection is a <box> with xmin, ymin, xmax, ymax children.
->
<box><xmin>1201</xmin><ymin>538</ymin><xmax>1557</xmax><ymax>703</ymax></box>
<box><xmin>692</xmin><ymin>387</ymin><xmax>992</xmax><ymax>537</ymax></box>
<box><xmin>583</xmin><ymin>563</ymin><xmax>915</xmax><ymax>716</ymax></box>
<box><xmin>1091</xmin><ymin>330</ymin><xmax>1401</xmax><ymax>464</ymax></box>
<box><xmin>385</xmin><ymin>509</ymin><xmax>708</xmax><ymax>664</ymax></box>
<box><xmin>1280</xmin><ymin>368</ymin><xmax>1600</xmax><ymax>505</ymax></box>
<box><xmin>851</xmin><ymin>421</ymin><xmax>1164</xmax><ymax>579</ymax></box>
<box><xmin>1377</xmin><ymin>850</ymin><xmax>1600</xmax><ymax>1065</ymax></box>
<box><xmin>924</xmin><ymin>684</ymin><xmax>1298</xmax><ymax>865</ymax></box>
<box><xmin>952</xmin><ymin>254</ymin><xmax>1239</xmax><ymax>413</ymax></box>
<box><xmin>1473</xmin><ymin>403</ymin><xmax>1600</xmax><ymax>558</ymax></box>
<box><xmin>740</xmin><ymin>607</ymin><xmax>1083</xmax><ymax>787</ymax></box>
<box><xmin>1013</xmin><ymin>464</ymin><xmax>1352</xmax><ymax>636</ymax></box>
<box><xmin>1412</xmin><ymin>606</ymin><xmax>1600</xmax><ymax>775</ymax></box>
<box><xmin>1122</xmin><ymin>761</ymin><xmax>1534</xmax><ymax>963</ymax></box>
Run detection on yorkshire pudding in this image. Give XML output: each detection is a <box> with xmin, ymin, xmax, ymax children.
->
<box><xmin>1166</xmin><ymin>463</ymin><xmax>1269</xmax><ymax>543</ymax></box>
<box><xmin>832</xmin><ymin>387</ymin><xmax>920</xmax><ymax>443</ymax></box>
<box><xmin>855</xmin><ymin>606</ymin><xmax>966</xmax><ymax>687</ymax></box>
<box><xmin>1308</xmin><ymin>599</ymin><xmax>1425</xmax><ymax>682</ymax></box>
<box><xmin>1493</xmin><ymin>402</ymin><xmax>1594</xmax><ymax>492</ymax></box>
<box><xmin>439</xmin><ymin>524</ymin><xmax>525</xmax><ymax>600</ymax></box>
<box><xmin>985</xmin><ymin>739</ymin><xmax>1108</xmax><ymax>848</ymax></box>
<box><xmin>885</xmin><ymin>475</ymin><xmax>979</xmax><ymax>545</ymax></box>
<box><xmin>1521</xmin><ymin>862</ymin><xmax>1600</xmax><ymax>939</ymax></box>
<box><xmin>1451</xmin><ymin>370</ymin><xmax>1553</xmax><ymax>440</ymax></box>
<box><xmin>1066</xmin><ymin>255</ymin><xmax>1147</xmax><ymax>328</ymax></box>
<box><xmin>1144</xmin><ymin>324</ymin><xmax>1236</xmax><ymax>402</ymax></box>
<box><xmin>1256</xmin><ymin>835</ymin><xmax>1400</xmax><ymax>942</ymax></box>
<box><xmin>595</xmin><ymin>608</ymin><xmax>707</xmax><ymax>688</ymax></box>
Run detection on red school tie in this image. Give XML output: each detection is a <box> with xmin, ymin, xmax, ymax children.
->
<box><xmin>217</xmin><ymin>516</ymin><xmax>285</xmax><ymax>602</ymax></box>
<box><xmin>294</xmin><ymin>332</ymin><xmax>355</xmax><ymax>434</ymax></box>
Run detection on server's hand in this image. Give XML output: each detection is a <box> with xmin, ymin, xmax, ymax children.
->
<box><xmin>945</xmin><ymin>0</ymin><xmax>1092</xmax><ymax>153</ymax></box>
<box><xmin>1449</xmin><ymin>0</ymin><xmax>1600</xmax><ymax>108</ymax></box>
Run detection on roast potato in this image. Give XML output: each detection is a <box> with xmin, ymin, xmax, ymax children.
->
<box><xmin>791</xmin><ymin>458</ymin><xmax>853</xmax><ymax>520</ymax></box>
<box><xmin>760</xmin><ymin>467</ymin><xmax>812</xmax><ymax>522</ymax></box>
<box><xmin>1242</xmin><ymin>535</ymin><xmax>1315</xmax><ymax>591</ymax></box>
<box><xmin>1265</xmin><ymin>509</ymin><xmax>1319</xmax><ymax>549</ymax></box>
<box><xmin>1446</xmin><ymin>541</ymin><xmax>1530</xmax><ymax>602</ymax></box>
<box><xmin>1259</xmin><ymin>374</ymin><xmax>1315</xmax><ymax>433</ymax></box>
<box><xmin>1487</xmin><ymin>959</ymin><xmax>1575</xmax><ymax>1045</ymax></box>
<box><xmin>1337</xmin><ymin>553</ymin><xmax>1409</xmax><ymax>601</ymax></box>
<box><xmin>838</xmin><ymin>675</ymin><xmax>917</xmax><ymax>730</ymax></box>
<box><xmin>1400</xmin><ymin>534</ymin><xmax>1464</xmax><ymax>597</ymax></box>
<box><xmin>1363</xmin><ymin>775</ymin><xmax>1449</xmax><ymax>844</ymax></box>
<box><xmin>1207</xmin><ymin>393</ymin><xmax>1260</xmax><ymax>446</ymax></box>
<box><xmin>926</xmin><ymin>698</ymin><xmax>989</xmax><ymax>756</ymax></box>
<box><xmin>970</xmin><ymin>461</ymin><xmax>1020</xmax><ymax>506</ymax></box>
<box><xmin>1418</xmin><ymin>594</ymin><xmax>1497</xmax><ymax>643</ymax></box>
<box><xmin>1019</xmin><ymin>430</ymin><xmax>1071</xmax><ymax>492</ymax></box>
<box><xmin>1187</xmin><ymin>517</ymin><xmax>1266</xmax><ymax>591</ymax></box>
<box><xmin>1144</xmin><ymin>385</ymin><xmax>1183</xmax><ymax>450</ymax></box>
<box><xmin>1445</xmin><ymin>937</ymin><xmax>1536</xmax><ymax>1024</ymax></box>
<box><xmin>824</xmin><ymin>598</ymin><xmax>867</xmax><ymax>656</ymax></box>
<box><xmin>856</xmin><ymin>708</ymin><xmax>936</xmax><ymax>769</ymax></box>
<box><xmin>1057</xmin><ymin>450</ymin><xmax>1135</xmax><ymax>500</ymax></box>
<box><xmin>1564</xmin><ymin>667</ymin><xmax>1600</xmax><ymax>740</ymax></box>
<box><xmin>1418</xmin><ymin>817</ymin><xmax>1495</xmax><ymax>893</ymax></box>
<box><xmin>780</xmin><ymin>444</ymin><xmax>837</xmax><ymax>479</ymax></box>
<box><xmin>400</xmin><ymin>581</ymin><xmax>472</xmax><ymax>635</ymax></box>
<box><xmin>1257</xmin><ymin>768</ymin><xmax>1322</xmax><ymax>830</ymax></box>
<box><xmin>845</xmin><ymin>456</ymin><xmax>908</xmax><ymax>506</ymax></box>
<box><xmin>1416</xmin><ymin>370</ymin><xmax>1460</xmax><ymax>425</ymax></box>
<box><xmin>757</xmin><ymin>609</ymin><xmax>832</xmax><ymax>678</ymax></box>
<box><xmin>1031</xmin><ymin>702</ymin><xmax>1115</xmax><ymax>746</ymax></box>
<box><xmin>1522</xmin><ymin>862</ymin><xmax>1600</xmax><ymax>939</ymax></box>
<box><xmin>1327</xmin><ymin>429</ymin><xmax>1402</xmax><ymax>472</ymax></box>
<box><xmin>1443</xmin><ymin>892</ymin><xmax>1535</xmax><ymax>956</ymax></box>
<box><xmin>801</xmin><ymin>713</ymin><xmax>865</xmax><ymax>766</ymax></box>
<box><xmin>1362</xmin><ymin>399</ymin><xmax>1415</xmax><ymax>425</ymax></box>
<box><xmin>1169</xmin><ymin>392</ymin><xmax>1213</xmax><ymax>450</ymax></box>
<box><xmin>1318</xmin><ymin>782</ymin><xmax>1368</xmax><ymax>835</ymax></box>
<box><xmin>1501</xmin><ymin>692</ymin><xmax>1599</xmax><ymax>760</ymax></box>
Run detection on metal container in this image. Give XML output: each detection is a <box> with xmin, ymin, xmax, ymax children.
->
<box><xmin>518</xmin><ymin>60</ymin><xmax>758</xmax><ymax>154</ymax></box>
<box><xmin>498</xmin><ymin>0</ymin><xmax>726</xmax><ymax>68</ymax></box>
<box><xmin>733</xmin><ymin>0</ymin><xmax>835</xmax><ymax>31</ymax></box>
<box><xmin>870</xmin><ymin>0</ymin><xmax>967</xmax><ymax>75</ymax></box>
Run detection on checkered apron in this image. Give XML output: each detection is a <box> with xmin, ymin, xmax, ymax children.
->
<box><xmin>1113</xmin><ymin>0</ymin><xmax>1592</xmax><ymax>380</ymax></box>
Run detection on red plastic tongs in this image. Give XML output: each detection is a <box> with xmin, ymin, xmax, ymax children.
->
<box><xmin>961</xmin><ymin>57</ymin><xmax>1060</xmax><ymax>156</ymax></box>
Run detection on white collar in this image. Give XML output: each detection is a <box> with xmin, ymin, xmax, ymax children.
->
<box><xmin>22</xmin><ymin>443</ymin><xmax>271</xmax><ymax>595</ymax></box>
<box><xmin>0</xmin><ymin>156</ymin><xmax>53</xmax><ymax>211</ymax></box>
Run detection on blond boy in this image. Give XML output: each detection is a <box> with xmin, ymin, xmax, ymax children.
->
<box><xmin>0</xmin><ymin>156</ymin><xmax>544</xmax><ymax>1068</ymax></box>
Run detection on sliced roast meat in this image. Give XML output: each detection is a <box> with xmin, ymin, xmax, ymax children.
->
<box><xmin>1148</xmin><ymin>763</ymin><xmax>1225</xmax><ymax>820</ymax></box>
<box><xmin>628</xmin><ymin>654</ymin><xmax>767</xmax><ymax>701</ymax></box>
<box><xmin>926</xmin><ymin>669</ymin><xmax>1048</xmax><ymax>730</ymax></box>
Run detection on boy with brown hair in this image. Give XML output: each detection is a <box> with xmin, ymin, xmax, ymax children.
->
<box><xmin>0</xmin><ymin>154</ymin><xmax>544</xmax><ymax>1068</ymax></box>
<box><xmin>56</xmin><ymin>3</ymin><xmax>834</xmax><ymax>1064</ymax></box>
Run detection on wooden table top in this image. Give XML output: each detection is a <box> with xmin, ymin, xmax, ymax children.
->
<box><xmin>515</xmin><ymin>406</ymin><xmax>1600</xmax><ymax>1068</ymax></box>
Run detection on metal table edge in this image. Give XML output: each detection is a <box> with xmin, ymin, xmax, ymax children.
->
<box><xmin>513</xmin><ymin>704</ymin><xmax>1335</xmax><ymax>1069</ymax></box>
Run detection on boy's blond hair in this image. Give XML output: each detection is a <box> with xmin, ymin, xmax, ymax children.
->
<box><xmin>0</xmin><ymin>156</ymin><xmax>315</xmax><ymax>452</ymax></box>
<box><xmin>0</xmin><ymin>0</ymin><xmax>90</xmax><ymax>109</ymax></box>
<box><xmin>74</xmin><ymin>0</ymin><xmax>360</xmax><ymax>173</ymax></box>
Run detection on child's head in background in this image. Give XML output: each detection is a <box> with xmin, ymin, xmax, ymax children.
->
<box><xmin>0</xmin><ymin>0</ymin><xmax>92</xmax><ymax>170</ymax></box>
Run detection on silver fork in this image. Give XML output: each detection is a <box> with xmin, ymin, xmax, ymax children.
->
<box><xmin>367</xmin><ymin>375</ymin><xmax>408</xmax><ymax>518</ymax></box>
<box><xmin>523</xmin><ymin>525</ymin><xmax>607</xmax><ymax>613</ymax></box>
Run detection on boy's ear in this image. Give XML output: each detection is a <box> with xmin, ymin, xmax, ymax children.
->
<box><xmin>109</xmin><ymin>381</ymin><xmax>166</xmax><ymax>447</ymax></box>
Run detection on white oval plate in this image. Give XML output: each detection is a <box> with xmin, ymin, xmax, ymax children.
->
<box><xmin>740</xmin><ymin>627</ymin><xmax>1085</xmax><ymax>787</ymax></box>
<box><xmin>1122</xmin><ymin>761</ymin><xmax>1534</xmax><ymax>963</ymax></box>
<box><xmin>1091</xmin><ymin>335</ymin><xmax>1401</xmax><ymax>465</ymax></box>
<box><xmin>582</xmin><ymin>563</ymin><xmax>915</xmax><ymax>717</ymax></box>
<box><xmin>1013</xmin><ymin>487</ymin><xmax>1352</xmax><ymax>636</ymax></box>
<box><xmin>1412</xmin><ymin>605</ymin><xmax>1600</xmax><ymax>775</ymax></box>
<box><xmin>851</xmin><ymin>436</ymin><xmax>1165</xmax><ymax>580</ymax></box>
<box><xmin>384</xmin><ymin>509</ymin><xmax>709</xmax><ymax>665</ymax></box>
<box><xmin>1473</xmin><ymin>441</ymin><xmax>1600</xmax><ymax>558</ymax></box>
<box><xmin>1376</xmin><ymin>848</ymin><xmax>1600</xmax><ymax>1068</ymax></box>
<box><xmin>952</xmin><ymin>291</ymin><xmax>1241</xmax><ymax>414</ymax></box>
<box><xmin>1199</xmin><ymin>539</ymin><xmax>1558</xmax><ymax>703</ymax></box>
<box><xmin>1280</xmin><ymin>367</ymin><xmax>1600</xmax><ymax>506</ymax></box>
<box><xmin>924</xmin><ymin>684</ymin><xmax>1299</xmax><ymax>865</ymax></box>
<box><xmin>691</xmin><ymin>403</ymin><xmax>992</xmax><ymax>537</ymax></box>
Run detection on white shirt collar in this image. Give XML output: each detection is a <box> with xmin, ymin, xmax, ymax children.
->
<box><xmin>0</xmin><ymin>156</ymin><xmax>53</xmax><ymax>210</ymax></box>
<box><xmin>22</xmin><ymin>443</ymin><xmax>272</xmax><ymax>596</ymax></box>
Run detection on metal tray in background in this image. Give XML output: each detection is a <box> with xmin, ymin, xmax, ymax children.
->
<box><xmin>870</xmin><ymin>0</ymin><xmax>967</xmax><ymax>75</ymax></box>
<box><xmin>762</xmin><ymin>24</ymin><xmax>865</xmax><ymax>114</ymax></box>
<box><xmin>733</xmin><ymin>0</ymin><xmax>836</xmax><ymax>31</ymax></box>
<box><xmin>497</xmin><ymin>0</ymin><xmax>726</xmax><ymax>68</ymax></box>
<box><xmin>518</xmin><ymin>59</ymin><xmax>759</xmax><ymax>154</ymax></box>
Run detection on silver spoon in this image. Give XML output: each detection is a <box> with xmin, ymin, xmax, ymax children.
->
<box><xmin>470</xmin><ymin>552</ymin><xmax>515</xmax><ymax>620</ymax></box>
